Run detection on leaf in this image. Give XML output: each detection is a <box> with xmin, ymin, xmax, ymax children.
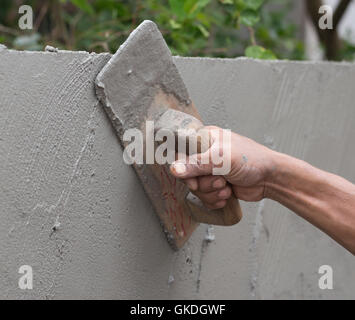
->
<box><xmin>196</xmin><ymin>24</ymin><xmax>210</xmax><ymax>38</ymax></box>
<box><xmin>188</xmin><ymin>0</ymin><xmax>212</xmax><ymax>16</ymax></box>
<box><xmin>169</xmin><ymin>0</ymin><xmax>185</xmax><ymax>19</ymax></box>
<box><xmin>195</xmin><ymin>0</ymin><xmax>212</xmax><ymax>11</ymax></box>
<box><xmin>245</xmin><ymin>0</ymin><xmax>264</xmax><ymax>11</ymax></box>
<box><xmin>70</xmin><ymin>0</ymin><xmax>94</xmax><ymax>15</ymax></box>
<box><xmin>235</xmin><ymin>0</ymin><xmax>247</xmax><ymax>11</ymax></box>
<box><xmin>196</xmin><ymin>12</ymin><xmax>211</xmax><ymax>26</ymax></box>
<box><xmin>169</xmin><ymin>19</ymin><xmax>182</xmax><ymax>30</ymax></box>
<box><xmin>219</xmin><ymin>0</ymin><xmax>233</xmax><ymax>4</ymax></box>
<box><xmin>245</xmin><ymin>45</ymin><xmax>277</xmax><ymax>60</ymax></box>
<box><xmin>239</xmin><ymin>9</ymin><xmax>260</xmax><ymax>27</ymax></box>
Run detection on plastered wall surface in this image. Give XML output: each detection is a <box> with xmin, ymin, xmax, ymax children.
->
<box><xmin>0</xmin><ymin>48</ymin><xmax>354</xmax><ymax>299</ymax></box>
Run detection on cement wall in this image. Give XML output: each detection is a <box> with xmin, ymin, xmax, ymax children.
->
<box><xmin>0</xmin><ymin>48</ymin><xmax>354</xmax><ymax>299</ymax></box>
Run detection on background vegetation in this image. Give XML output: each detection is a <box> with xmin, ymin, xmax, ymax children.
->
<box><xmin>0</xmin><ymin>0</ymin><xmax>354</xmax><ymax>61</ymax></box>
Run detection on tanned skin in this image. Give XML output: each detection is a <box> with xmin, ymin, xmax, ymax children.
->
<box><xmin>170</xmin><ymin>127</ymin><xmax>355</xmax><ymax>255</ymax></box>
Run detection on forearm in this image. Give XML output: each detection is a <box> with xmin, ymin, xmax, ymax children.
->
<box><xmin>265</xmin><ymin>152</ymin><xmax>355</xmax><ymax>254</ymax></box>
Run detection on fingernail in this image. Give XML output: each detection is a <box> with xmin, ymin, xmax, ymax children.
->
<box><xmin>213</xmin><ymin>179</ymin><xmax>224</xmax><ymax>189</ymax></box>
<box><xmin>173</xmin><ymin>162</ymin><xmax>186</xmax><ymax>175</ymax></box>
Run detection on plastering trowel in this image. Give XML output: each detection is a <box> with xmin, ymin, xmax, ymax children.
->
<box><xmin>95</xmin><ymin>20</ymin><xmax>242</xmax><ymax>249</ymax></box>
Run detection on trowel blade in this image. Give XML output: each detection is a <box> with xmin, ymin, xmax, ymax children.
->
<box><xmin>95</xmin><ymin>20</ymin><xmax>201</xmax><ymax>249</ymax></box>
<box><xmin>95</xmin><ymin>20</ymin><xmax>196</xmax><ymax>137</ymax></box>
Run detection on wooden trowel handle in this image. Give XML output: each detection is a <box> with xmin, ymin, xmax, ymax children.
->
<box><xmin>186</xmin><ymin>191</ymin><xmax>243</xmax><ymax>226</ymax></box>
<box><xmin>184</xmin><ymin>127</ymin><xmax>243</xmax><ymax>226</ymax></box>
<box><xmin>155</xmin><ymin>109</ymin><xmax>243</xmax><ymax>227</ymax></box>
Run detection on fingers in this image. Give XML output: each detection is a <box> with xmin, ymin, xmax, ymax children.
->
<box><xmin>169</xmin><ymin>125</ymin><xmax>232</xmax><ymax>210</ymax></box>
<box><xmin>184</xmin><ymin>178</ymin><xmax>198</xmax><ymax>191</ymax></box>
<box><xmin>179</xmin><ymin>175</ymin><xmax>232</xmax><ymax>210</ymax></box>
<box><xmin>181</xmin><ymin>175</ymin><xmax>227</xmax><ymax>193</ymax></box>
<box><xmin>193</xmin><ymin>185</ymin><xmax>232</xmax><ymax>209</ymax></box>
<box><xmin>170</xmin><ymin>127</ymin><xmax>225</xmax><ymax>179</ymax></box>
<box><xmin>198</xmin><ymin>176</ymin><xmax>226</xmax><ymax>192</ymax></box>
<box><xmin>170</xmin><ymin>150</ymin><xmax>213</xmax><ymax>179</ymax></box>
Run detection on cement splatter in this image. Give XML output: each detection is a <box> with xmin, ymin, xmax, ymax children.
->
<box><xmin>45</xmin><ymin>45</ymin><xmax>58</xmax><ymax>53</ymax></box>
<box><xmin>249</xmin><ymin>199</ymin><xmax>268</xmax><ymax>298</ymax></box>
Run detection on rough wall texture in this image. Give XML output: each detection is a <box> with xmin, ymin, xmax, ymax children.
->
<box><xmin>0</xmin><ymin>48</ymin><xmax>354</xmax><ymax>299</ymax></box>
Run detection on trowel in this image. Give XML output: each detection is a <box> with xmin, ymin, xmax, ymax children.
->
<box><xmin>95</xmin><ymin>20</ymin><xmax>242</xmax><ymax>249</ymax></box>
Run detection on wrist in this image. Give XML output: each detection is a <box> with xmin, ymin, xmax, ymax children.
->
<box><xmin>264</xmin><ymin>151</ymin><xmax>293</xmax><ymax>200</ymax></box>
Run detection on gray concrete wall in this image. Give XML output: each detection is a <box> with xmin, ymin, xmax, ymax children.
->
<box><xmin>0</xmin><ymin>48</ymin><xmax>354</xmax><ymax>299</ymax></box>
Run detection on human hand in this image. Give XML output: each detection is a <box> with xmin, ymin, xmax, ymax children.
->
<box><xmin>170</xmin><ymin>126</ymin><xmax>276</xmax><ymax>209</ymax></box>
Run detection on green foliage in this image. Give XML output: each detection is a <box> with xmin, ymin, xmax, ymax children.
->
<box><xmin>245</xmin><ymin>45</ymin><xmax>276</xmax><ymax>59</ymax></box>
<box><xmin>245</xmin><ymin>0</ymin><xmax>264</xmax><ymax>11</ymax></box>
<box><xmin>240</xmin><ymin>9</ymin><xmax>260</xmax><ymax>27</ymax></box>
<box><xmin>0</xmin><ymin>0</ymin><xmax>306</xmax><ymax>60</ymax></box>
<box><xmin>238</xmin><ymin>0</ymin><xmax>264</xmax><ymax>28</ymax></box>
<box><xmin>255</xmin><ymin>0</ymin><xmax>304</xmax><ymax>60</ymax></box>
<box><xmin>341</xmin><ymin>39</ymin><xmax>355</xmax><ymax>61</ymax></box>
<box><xmin>70</xmin><ymin>0</ymin><xmax>95</xmax><ymax>14</ymax></box>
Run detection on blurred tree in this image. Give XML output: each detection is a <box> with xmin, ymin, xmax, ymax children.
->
<box><xmin>305</xmin><ymin>0</ymin><xmax>353</xmax><ymax>60</ymax></box>
<box><xmin>0</xmin><ymin>0</ymin><xmax>351</xmax><ymax>61</ymax></box>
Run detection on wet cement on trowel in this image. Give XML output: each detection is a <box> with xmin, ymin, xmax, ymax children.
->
<box><xmin>95</xmin><ymin>20</ymin><xmax>204</xmax><ymax>249</ymax></box>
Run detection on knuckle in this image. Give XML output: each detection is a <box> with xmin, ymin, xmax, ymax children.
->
<box><xmin>218</xmin><ymin>186</ymin><xmax>232</xmax><ymax>199</ymax></box>
<box><xmin>215</xmin><ymin>200</ymin><xmax>227</xmax><ymax>209</ymax></box>
<box><xmin>198</xmin><ymin>176</ymin><xmax>214</xmax><ymax>191</ymax></box>
<box><xmin>195</xmin><ymin>192</ymin><xmax>217</xmax><ymax>205</ymax></box>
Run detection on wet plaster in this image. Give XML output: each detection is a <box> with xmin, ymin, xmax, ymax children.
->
<box><xmin>0</xmin><ymin>48</ymin><xmax>354</xmax><ymax>299</ymax></box>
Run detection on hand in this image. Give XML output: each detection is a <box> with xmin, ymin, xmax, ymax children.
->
<box><xmin>170</xmin><ymin>126</ymin><xmax>276</xmax><ymax>209</ymax></box>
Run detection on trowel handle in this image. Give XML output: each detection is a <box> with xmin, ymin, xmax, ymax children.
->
<box><xmin>183</xmin><ymin>130</ymin><xmax>243</xmax><ymax>226</ymax></box>
<box><xmin>186</xmin><ymin>191</ymin><xmax>243</xmax><ymax>226</ymax></box>
<box><xmin>155</xmin><ymin>109</ymin><xmax>243</xmax><ymax>226</ymax></box>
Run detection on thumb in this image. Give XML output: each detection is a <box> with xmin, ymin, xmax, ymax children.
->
<box><xmin>170</xmin><ymin>150</ymin><xmax>213</xmax><ymax>179</ymax></box>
